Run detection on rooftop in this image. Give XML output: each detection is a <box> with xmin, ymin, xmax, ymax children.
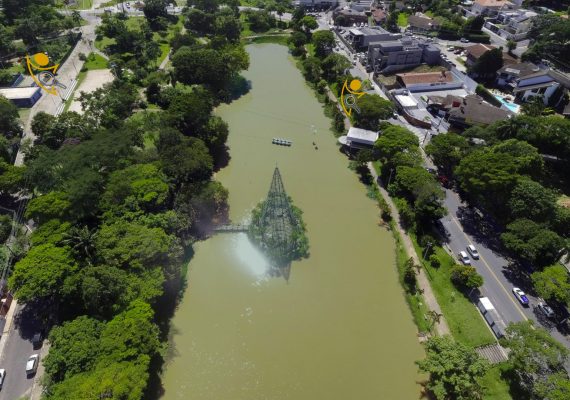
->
<box><xmin>498</xmin><ymin>62</ymin><xmax>541</xmax><ymax>78</ymax></box>
<box><xmin>448</xmin><ymin>94</ymin><xmax>512</xmax><ymax>125</ymax></box>
<box><xmin>466</xmin><ymin>44</ymin><xmax>496</xmax><ymax>59</ymax></box>
<box><xmin>0</xmin><ymin>86</ymin><xmax>41</xmax><ymax>100</ymax></box>
<box><xmin>474</xmin><ymin>0</ymin><xmax>510</xmax><ymax>7</ymax></box>
<box><xmin>346</xmin><ymin>127</ymin><xmax>379</xmax><ymax>144</ymax></box>
<box><xmin>407</xmin><ymin>14</ymin><xmax>440</xmax><ymax>30</ymax></box>
<box><xmin>397</xmin><ymin>71</ymin><xmax>454</xmax><ymax>86</ymax></box>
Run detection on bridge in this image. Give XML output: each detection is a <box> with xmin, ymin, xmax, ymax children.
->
<box><xmin>213</xmin><ymin>224</ymin><xmax>249</xmax><ymax>233</ymax></box>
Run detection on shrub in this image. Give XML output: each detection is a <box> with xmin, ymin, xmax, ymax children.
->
<box><xmin>451</xmin><ymin>265</ymin><xmax>484</xmax><ymax>289</ymax></box>
<box><xmin>429</xmin><ymin>254</ymin><xmax>440</xmax><ymax>268</ymax></box>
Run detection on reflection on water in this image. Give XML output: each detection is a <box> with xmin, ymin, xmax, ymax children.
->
<box><xmin>232</xmin><ymin>233</ymin><xmax>271</xmax><ymax>281</ymax></box>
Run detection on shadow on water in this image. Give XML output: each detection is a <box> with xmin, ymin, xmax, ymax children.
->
<box><xmin>144</xmin><ymin>245</ymin><xmax>195</xmax><ymax>400</ymax></box>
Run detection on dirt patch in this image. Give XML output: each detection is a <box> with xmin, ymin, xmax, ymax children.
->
<box><xmin>68</xmin><ymin>69</ymin><xmax>113</xmax><ymax>114</ymax></box>
<box><xmin>558</xmin><ymin>195</ymin><xmax>570</xmax><ymax>208</ymax></box>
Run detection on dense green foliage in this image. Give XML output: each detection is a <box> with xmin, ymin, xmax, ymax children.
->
<box><xmin>502</xmin><ymin>321</ymin><xmax>569</xmax><ymax>397</ymax></box>
<box><xmin>0</xmin><ymin>3</ymin><xmax>249</xmax><ymax>397</ymax></box>
<box><xmin>352</xmin><ymin>95</ymin><xmax>394</xmax><ymax>130</ymax></box>
<box><xmin>417</xmin><ymin>335</ymin><xmax>489</xmax><ymax>400</ymax></box>
<box><xmin>523</xmin><ymin>14</ymin><xmax>570</xmax><ymax>67</ymax></box>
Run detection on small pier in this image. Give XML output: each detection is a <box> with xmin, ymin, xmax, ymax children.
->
<box><xmin>272</xmin><ymin>138</ymin><xmax>292</xmax><ymax>146</ymax></box>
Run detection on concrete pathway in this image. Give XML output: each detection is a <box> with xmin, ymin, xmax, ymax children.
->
<box><xmin>368</xmin><ymin>163</ymin><xmax>451</xmax><ymax>336</ymax></box>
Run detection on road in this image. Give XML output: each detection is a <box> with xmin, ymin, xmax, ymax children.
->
<box><xmin>0</xmin><ymin>304</ymin><xmax>48</xmax><ymax>400</ymax></box>
<box><xmin>438</xmin><ymin>187</ymin><xmax>570</xmax><ymax>349</ymax></box>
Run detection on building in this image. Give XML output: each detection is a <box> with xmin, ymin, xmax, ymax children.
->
<box><xmin>368</xmin><ymin>38</ymin><xmax>441</xmax><ymax>74</ymax></box>
<box><xmin>396</xmin><ymin>71</ymin><xmax>463</xmax><ymax>92</ymax></box>
<box><xmin>407</xmin><ymin>14</ymin><xmax>441</xmax><ymax>33</ymax></box>
<box><xmin>0</xmin><ymin>86</ymin><xmax>42</xmax><ymax>107</ymax></box>
<box><xmin>347</xmin><ymin>26</ymin><xmax>394</xmax><ymax>49</ymax></box>
<box><xmin>465</xmin><ymin>43</ymin><xmax>496</xmax><ymax>67</ymax></box>
<box><xmin>370</xmin><ymin>6</ymin><xmax>387</xmax><ymax>25</ymax></box>
<box><xmin>349</xmin><ymin>0</ymin><xmax>373</xmax><ymax>12</ymax></box>
<box><xmin>338</xmin><ymin>127</ymin><xmax>379</xmax><ymax>149</ymax></box>
<box><xmin>512</xmin><ymin>69</ymin><xmax>570</xmax><ymax>106</ymax></box>
<box><xmin>294</xmin><ymin>0</ymin><xmax>338</xmax><ymax>8</ymax></box>
<box><xmin>496</xmin><ymin>62</ymin><xmax>542</xmax><ymax>87</ymax></box>
<box><xmin>428</xmin><ymin>94</ymin><xmax>512</xmax><ymax>127</ymax></box>
<box><xmin>484</xmin><ymin>8</ymin><xmax>537</xmax><ymax>41</ymax></box>
<box><xmin>333</xmin><ymin>7</ymin><xmax>369</xmax><ymax>26</ymax></box>
<box><xmin>469</xmin><ymin>0</ymin><xmax>514</xmax><ymax>16</ymax></box>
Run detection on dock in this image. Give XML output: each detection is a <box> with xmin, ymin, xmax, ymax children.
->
<box><xmin>272</xmin><ymin>138</ymin><xmax>292</xmax><ymax>146</ymax></box>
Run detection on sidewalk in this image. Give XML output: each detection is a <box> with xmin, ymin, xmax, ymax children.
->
<box><xmin>368</xmin><ymin>163</ymin><xmax>451</xmax><ymax>336</ymax></box>
<box><xmin>0</xmin><ymin>299</ymin><xmax>18</xmax><ymax>357</ymax></box>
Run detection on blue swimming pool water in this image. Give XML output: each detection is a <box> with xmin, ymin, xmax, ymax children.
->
<box><xmin>493</xmin><ymin>94</ymin><xmax>520</xmax><ymax>113</ymax></box>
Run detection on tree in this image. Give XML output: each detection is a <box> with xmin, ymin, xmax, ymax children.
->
<box><xmin>425</xmin><ymin>133</ymin><xmax>469</xmax><ymax>175</ymax></box>
<box><xmin>166</xmin><ymin>87</ymin><xmax>214</xmax><ymax>134</ymax></box>
<box><xmin>143</xmin><ymin>0</ymin><xmax>168</xmax><ymax>29</ymax></box>
<box><xmin>312</xmin><ymin>30</ymin><xmax>335</xmax><ymax>58</ymax></box>
<box><xmin>185</xmin><ymin>8</ymin><xmax>215</xmax><ymax>34</ymax></box>
<box><xmin>0</xmin><ymin>24</ymin><xmax>14</xmax><ymax>58</ymax></box>
<box><xmin>374</xmin><ymin>125</ymin><xmax>421</xmax><ymax>172</ymax></box>
<box><xmin>463</xmin><ymin>15</ymin><xmax>485</xmax><ymax>34</ymax></box>
<box><xmin>531</xmin><ymin>265</ymin><xmax>570</xmax><ymax>305</ymax></box>
<box><xmin>507</xmin><ymin>178</ymin><xmax>557</xmax><ymax>223</ymax></box>
<box><xmin>44</xmin><ymin>316</ymin><xmax>104</xmax><ymax>383</ymax></box>
<box><xmin>95</xmin><ymin>221</ymin><xmax>180</xmax><ymax>271</ymax></box>
<box><xmin>0</xmin><ymin>95</ymin><xmax>22</xmax><ymax>139</ymax></box>
<box><xmin>214</xmin><ymin>14</ymin><xmax>241</xmax><ymax>42</ymax></box>
<box><xmin>502</xmin><ymin>321</ymin><xmax>569</xmax><ymax>393</ymax></box>
<box><xmin>450</xmin><ymin>265</ymin><xmax>484</xmax><ymax>289</ymax></box>
<box><xmin>469</xmin><ymin>48</ymin><xmax>503</xmax><ymax>78</ymax></box>
<box><xmin>189</xmin><ymin>0</ymin><xmax>219</xmax><ymax>13</ymax></box>
<box><xmin>352</xmin><ymin>94</ymin><xmax>394</xmax><ymax>130</ymax></box>
<box><xmin>288</xmin><ymin>31</ymin><xmax>308</xmax><ymax>48</ymax></box>
<box><xmin>99</xmin><ymin>300</ymin><xmax>160</xmax><ymax>363</ymax></box>
<box><xmin>417</xmin><ymin>336</ymin><xmax>489</xmax><ymax>400</ymax></box>
<box><xmin>62</xmin><ymin>225</ymin><xmax>98</xmax><ymax>264</ymax></box>
<box><xmin>78</xmin><ymin>80</ymin><xmax>139</xmax><ymax>128</ymax></box>
<box><xmin>506</xmin><ymin>39</ymin><xmax>516</xmax><ymax>54</ymax></box>
<box><xmin>31</xmin><ymin>111</ymin><xmax>56</xmax><ymax>142</ymax></box>
<box><xmin>9</xmin><ymin>244</ymin><xmax>78</xmax><ymax>302</ymax></box>
<box><xmin>501</xmin><ymin>219</ymin><xmax>566</xmax><ymax>268</ymax></box>
<box><xmin>245</xmin><ymin>10</ymin><xmax>276</xmax><ymax>32</ymax></box>
<box><xmin>320</xmin><ymin>53</ymin><xmax>351</xmax><ymax>81</ymax></box>
<box><xmin>99</xmin><ymin>163</ymin><xmax>170</xmax><ymax>217</ymax></box>
<box><xmin>301</xmin><ymin>56</ymin><xmax>322</xmax><ymax>83</ymax></box>
<box><xmin>48</xmin><ymin>359</ymin><xmax>150</xmax><ymax>400</ymax></box>
<box><xmin>534</xmin><ymin>373</ymin><xmax>570</xmax><ymax>400</ymax></box>
<box><xmin>299</xmin><ymin>15</ymin><xmax>317</xmax><ymax>34</ymax></box>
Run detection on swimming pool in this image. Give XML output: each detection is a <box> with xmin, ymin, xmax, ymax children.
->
<box><xmin>493</xmin><ymin>94</ymin><xmax>520</xmax><ymax>113</ymax></box>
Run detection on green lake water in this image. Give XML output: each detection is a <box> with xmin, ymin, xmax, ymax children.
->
<box><xmin>160</xmin><ymin>43</ymin><xmax>423</xmax><ymax>400</ymax></box>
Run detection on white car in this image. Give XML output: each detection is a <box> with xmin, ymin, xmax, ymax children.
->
<box><xmin>466</xmin><ymin>244</ymin><xmax>479</xmax><ymax>259</ymax></box>
<box><xmin>0</xmin><ymin>369</ymin><xmax>5</xmax><ymax>387</ymax></box>
<box><xmin>458</xmin><ymin>251</ymin><xmax>471</xmax><ymax>265</ymax></box>
<box><xmin>26</xmin><ymin>354</ymin><xmax>39</xmax><ymax>376</ymax></box>
<box><xmin>512</xmin><ymin>288</ymin><xmax>530</xmax><ymax>307</ymax></box>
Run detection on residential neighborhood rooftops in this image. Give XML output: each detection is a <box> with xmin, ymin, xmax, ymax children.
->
<box><xmin>396</xmin><ymin>71</ymin><xmax>453</xmax><ymax>86</ymax></box>
<box><xmin>473</xmin><ymin>0</ymin><xmax>510</xmax><ymax>7</ymax></box>
<box><xmin>448</xmin><ymin>94</ymin><xmax>512</xmax><ymax>125</ymax></box>
<box><xmin>465</xmin><ymin>44</ymin><xmax>496</xmax><ymax>60</ymax></box>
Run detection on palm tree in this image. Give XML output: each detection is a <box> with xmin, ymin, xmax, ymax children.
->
<box><xmin>63</xmin><ymin>225</ymin><xmax>97</xmax><ymax>264</ymax></box>
<box><xmin>72</xmin><ymin>11</ymin><xmax>82</xmax><ymax>27</ymax></box>
<box><xmin>427</xmin><ymin>310</ymin><xmax>443</xmax><ymax>332</ymax></box>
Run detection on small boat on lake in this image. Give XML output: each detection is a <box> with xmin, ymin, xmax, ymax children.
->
<box><xmin>272</xmin><ymin>138</ymin><xmax>292</xmax><ymax>146</ymax></box>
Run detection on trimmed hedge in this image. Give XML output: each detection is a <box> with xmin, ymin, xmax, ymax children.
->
<box><xmin>466</xmin><ymin>33</ymin><xmax>491</xmax><ymax>44</ymax></box>
<box><xmin>475</xmin><ymin>84</ymin><xmax>502</xmax><ymax>107</ymax></box>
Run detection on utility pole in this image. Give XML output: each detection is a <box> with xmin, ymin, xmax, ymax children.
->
<box><xmin>387</xmin><ymin>167</ymin><xmax>395</xmax><ymax>186</ymax></box>
<box><xmin>423</xmin><ymin>242</ymin><xmax>432</xmax><ymax>260</ymax></box>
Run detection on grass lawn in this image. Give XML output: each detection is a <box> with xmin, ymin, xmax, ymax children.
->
<box><xmin>83</xmin><ymin>53</ymin><xmax>108</xmax><ymax>70</ymax></box>
<box><xmin>414</xmin><ymin>241</ymin><xmax>496</xmax><ymax>348</ymax></box>
<box><xmin>397</xmin><ymin>13</ymin><xmax>409</xmax><ymax>27</ymax></box>
<box><xmin>18</xmin><ymin>108</ymin><xmax>31</xmax><ymax>125</ymax></box>
<box><xmin>481</xmin><ymin>364</ymin><xmax>515</xmax><ymax>400</ymax></box>
<box><xmin>70</xmin><ymin>0</ymin><xmax>93</xmax><ymax>9</ymax></box>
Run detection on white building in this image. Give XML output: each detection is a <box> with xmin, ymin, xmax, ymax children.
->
<box><xmin>338</xmin><ymin>127</ymin><xmax>379</xmax><ymax>149</ymax></box>
<box><xmin>484</xmin><ymin>8</ymin><xmax>537</xmax><ymax>41</ymax></box>
<box><xmin>513</xmin><ymin>69</ymin><xmax>570</xmax><ymax>106</ymax></box>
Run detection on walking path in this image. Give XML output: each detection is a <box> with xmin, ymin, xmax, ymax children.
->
<box><xmin>368</xmin><ymin>163</ymin><xmax>451</xmax><ymax>336</ymax></box>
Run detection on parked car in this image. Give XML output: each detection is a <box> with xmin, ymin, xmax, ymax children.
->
<box><xmin>447</xmin><ymin>46</ymin><xmax>454</xmax><ymax>51</ymax></box>
<box><xmin>512</xmin><ymin>288</ymin><xmax>530</xmax><ymax>307</ymax></box>
<box><xmin>26</xmin><ymin>354</ymin><xmax>39</xmax><ymax>376</ymax></box>
<box><xmin>460</xmin><ymin>38</ymin><xmax>469</xmax><ymax>43</ymax></box>
<box><xmin>454</xmin><ymin>48</ymin><xmax>463</xmax><ymax>54</ymax></box>
<box><xmin>537</xmin><ymin>302</ymin><xmax>555</xmax><ymax>319</ymax></box>
<box><xmin>466</xmin><ymin>244</ymin><xmax>479</xmax><ymax>259</ymax></box>
<box><xmin>458</xmin><ymin>251</ymin><xmax>471</xmax><ymax>265</ymax></box>
<box><xmin>0</xmin><ymin>369</ymin><xmax>5</xmax><ymax>388</ymax></box>
<box><xmin>32</xmin><ymin>332</ymin><xmax>43</xmax><ymax>350</ymax></box>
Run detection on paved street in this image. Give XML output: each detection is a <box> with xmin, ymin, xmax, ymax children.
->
<box><xmin>0</xmin><ymin>304</ymin><xmax>48</xmax><ymax>400</ymax></box>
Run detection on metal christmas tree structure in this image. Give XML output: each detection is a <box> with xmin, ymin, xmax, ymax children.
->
<box><xmin>249</xmin><ymin>167</ymin><xmax>308</xmax><ymax>265</ymax></box>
